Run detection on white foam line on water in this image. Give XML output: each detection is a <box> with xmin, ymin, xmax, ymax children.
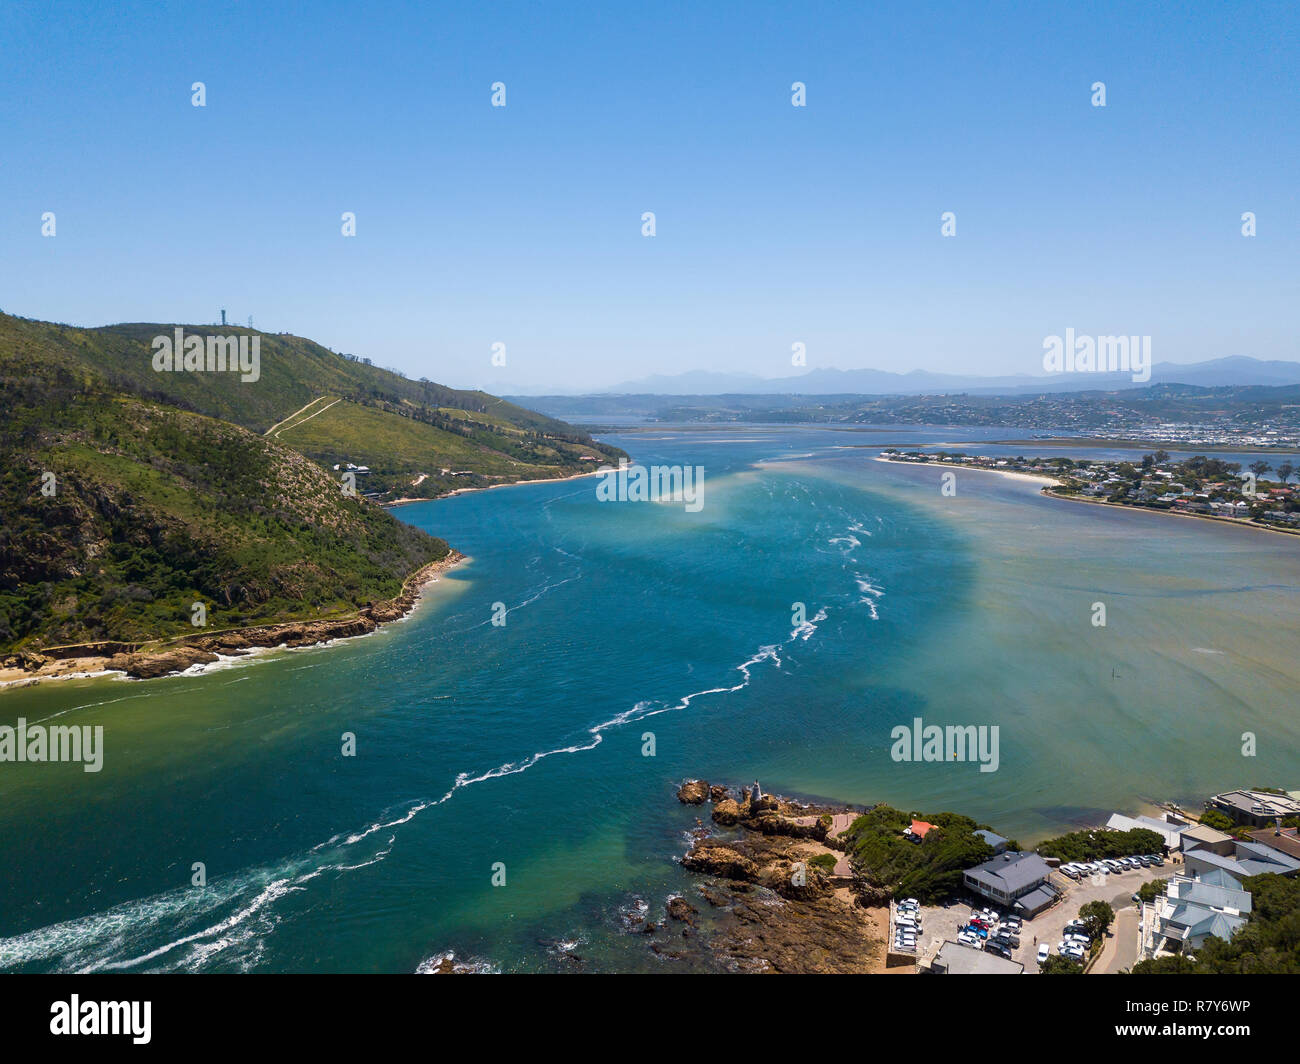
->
<box><xmin>23</xmin><ymin>691</ymin><xmax>153</xmax><ymax>726</ymax></box>
<box><xmin>0</xmin><ymin>532</ymin><xmax>858</xmax><ymax>971</ymax></box>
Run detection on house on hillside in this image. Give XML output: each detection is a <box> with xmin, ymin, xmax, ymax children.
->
<box><xmin>905</xmin><ymin>819</ymin><xmax>935</xmax><ymax>843</ymax></box>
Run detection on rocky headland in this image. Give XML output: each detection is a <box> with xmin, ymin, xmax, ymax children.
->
<box><xmin>655</xmin><ymin>779</ymin><xmax>886</xmax><ymax>973</ymax></box>
<box><xmin>0</xmin><ymin>552</ymin><xmax>465</xmax><ymax>686</ymax></box>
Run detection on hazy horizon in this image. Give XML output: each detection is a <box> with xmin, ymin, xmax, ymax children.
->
<box><xmin>2</xmin><ymin>2</ymin><xmax>1296</xmax><ymax>393</ymax></box>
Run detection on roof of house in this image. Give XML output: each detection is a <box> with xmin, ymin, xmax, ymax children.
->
<box><xmin>1185</xmin><ymin>842</ymin><xmax>1300</xmax><ymax>879</ymax></box>
<box><xmin>975</xmin><ymin>829</ymin><xmax>1008</xmax><ymax>846</ymax></box>
<box><xmin>1168</xmin><ymin>875</ymin><xmax>1252</xmax><ymax>914</ymax></box>
<box><xmin>933</xmin><ymin>941</ymin><xmax>1024</xmax><ymax>975</ymax></box>
<box><xmin>1245</xmin><ymin>827</ymin><xmax>1300</xmax><ymax>861</ymax></box>
<box><xmin>1211</xmin><ymin>790</ymin><xmax>1300</xmax><ymax>818</ymax></box>
<box><xmin>965</xmin><ymin>851</ymin><xmax>1051</xmax><ymax>895</ymax></box>
<box><xmin>1106</xmin><ymin>813</ymin><xmax>1188</xmax><ymax>848</ymax></box>
<box><xmin>1182</xmin><ymin>823</ymin><xmax>1233</xmax><ymax>848</ymax></box>
<box><xmin>1197</xmin><ymin>867</ymin><xmax>1247</xmax><ymax>891</ymax></box>
<box><xmin>1013</xmin><ymin>885</ymin><xmax>1058</xmax><ymax>913</ymax></box>
<box><xmin>909</xmin><ymin>819</ymin><xmax>935</xmax><ymax>838</ymax></box>
<box><xmin>1163</xmin><ymin>902</ymin><xmax>1247</xmax><ymax>943</ymax></box>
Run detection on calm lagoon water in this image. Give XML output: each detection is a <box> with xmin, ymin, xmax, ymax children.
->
<box><xmin>1</xmin><ymin>427</ymin><xmax>1296</xmax><ymax>972</ymax></box>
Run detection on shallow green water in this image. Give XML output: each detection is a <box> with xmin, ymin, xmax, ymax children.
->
<box><xmin>1</xmin><ymin>427</ymin><xmax>1296</xmax><ymax>971</ymax></box>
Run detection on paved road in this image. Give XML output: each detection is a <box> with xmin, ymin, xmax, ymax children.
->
<box><xmin>1093</xmin><ymin>905</ymin><xmax>1141</xmax><ymax>974</ymax></box>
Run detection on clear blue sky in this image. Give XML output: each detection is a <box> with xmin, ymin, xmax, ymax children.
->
<box><xmin>1</xmin><ymin>1</ymin><xmax>1296</xmax><ymax>391</ymax></box>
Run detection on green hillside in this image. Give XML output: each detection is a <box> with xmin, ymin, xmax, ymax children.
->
<box><xmin>0</xmin><ymin>388</ymin><xmax>449</xmax><ymax>649</ymax></box>
<box><xmin>0</xmin><ymin>313</ymin><xmax>624</xmax><ymax>500</ymax></box>
<box><xmin>0</xmin><ymin>311</ymin><xmax>623</xmax><ymax>651</ymax></box>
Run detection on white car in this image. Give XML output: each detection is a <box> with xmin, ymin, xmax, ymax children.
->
<box><xmin>1037</xmin><ymin>943</ymin><xmax>1051</xmax><ymax>963</ymax></box>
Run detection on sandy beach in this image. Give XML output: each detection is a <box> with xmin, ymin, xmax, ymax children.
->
<box><xmin>385</xmin><ymin>466</ymin><xmax>610</xmax><ymax>507</ymax></box>
<box><xmin>872</xmin><ymin>455</ymin><xmax>1059</xmax><ymax>486</ymax></box>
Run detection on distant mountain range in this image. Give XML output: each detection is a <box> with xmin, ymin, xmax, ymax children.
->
<box><xmin>504</xmin><ymin>356</ymin><xmax>1300</xmax><ymax>397</ymax></box>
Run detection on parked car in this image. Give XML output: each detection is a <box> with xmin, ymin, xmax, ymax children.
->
<box><xmin>1037</xmin><ymin>943</ymin><xmax>1051</xmax><ymax>963</ymax></box>
<box><xmin>986</xmin><ymin>942</ymin><xmax>1012</xmax><ymax>959</ymax></box>
<box><xmin>1150</xmin><ymin>854</ymin><xmax>1165</xmax><ymax>866</ymax></box>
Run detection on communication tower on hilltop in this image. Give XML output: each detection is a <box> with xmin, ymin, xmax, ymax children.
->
<box><xmin>220</xmin><ymin>308</ymin><xmax>226</xmax><ymax>326</ymax></box>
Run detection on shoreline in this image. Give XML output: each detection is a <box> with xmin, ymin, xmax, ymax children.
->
<box><xmin>0</xmin><ymin>551</ymin><xmax>468</xmax><ymax>691</ymax></box>
<box><xmin>384</xmin><ymin>466</ymin><xmax>610</xmax><ymax>508</ymax></box>
<box><xmin>874</xmin><ymin>456</ymin><xmax>1300</xmax><ymax>540</ymax></box>
<box><xmin>986</xmin><ymin>437</ymin><xmax>1300</xmax><ymax>454</ymax></box>
<box><xmin>872</xmin><ymin>454</ymin><xmax>1057</xmax><ymax>487</ymax></box>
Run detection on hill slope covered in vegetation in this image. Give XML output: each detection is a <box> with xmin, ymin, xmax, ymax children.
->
<box><xmin>0</xmin><ymin>312</ymin><xmax>622</xmax><ymax>651</ymax></box>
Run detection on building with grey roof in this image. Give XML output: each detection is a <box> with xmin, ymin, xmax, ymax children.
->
<box><xmin>929</xmin><ymin>940</ymin><xmax>1024</xmax><ymax>975</ymax></box>
<box><xmin>974</xmin><ymin>829</ymin><xmax>1009</xmax><ymax>854</ymax></box>
<box><xmin>1183</xmin><ymin>839</ymin><xmax>1300</xmax><ymax>881</ymax></box>
<box><xmin>1147</xmin><ymin>874</ymin><xmax>1251</xmax><ymax>957</ymax></box>
<box><xmin>1105</xmin><ymin>812</ymin><xmax>1190</xmax><ymax>851</ymax></box>
<box><xmin>1207</xmin><ymin>790</ymin><xmax>1300</xmax><ymax>827</ymax></box>
<box><xmin>963</xmin><ymin>851</ymin><xmax>1057</xmax><ymax>916</ymax></box>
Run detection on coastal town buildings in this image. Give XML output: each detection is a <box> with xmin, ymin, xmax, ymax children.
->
<box><xmin>1245</xmin><ymin>826</ymin><xmax>1300</xmax><ymax>861</ymax></box>
<box><xmin>1206</xmin><ymin>789</ymin><xmax>1300</xmax><ymax>827</ymax></box>
<box><xmin>1144</xmin><ymin>873</ymin><xmax>1253</xmax><ymax>957</ymax></box>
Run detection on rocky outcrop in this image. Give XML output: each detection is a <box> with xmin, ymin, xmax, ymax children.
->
<box><xmin>711</xmin><ymin>798</ymin><xmax>743</xmax><ymax>826</ymax></box>
<box><xmin>666</xmin><ymin>896</ymin><xmax>699</xmax><ymax>925</ymax></box>
<box><xmin>33</xmin><ymin>554</ymin><xmax>466</xmax><ymax>682</ymax></box>
<box><xmin>758</xmin><ymin>859</ymin><xmax>833</xmax><ymax>901</ymax></box>
<box><xmin>108</xmin><ymin>646</ymin><xmax>219</xmax><ymax>679</ymax></box>
<box><xmin>2</xmin><ymin>651</ymin><xmax>51</xmax><ymax>673</ymax></box>
<box><xmin>681</xmin><ymin>844</ymin><xmax>760</xmax><ymax>883</ymax></box>
<box><xmin>676</xmin><ymin>780</ymin><xmax>709</xmax><ymax>805</ymax></box>
<box><xmin>709</xmin><ymin>784</ymin><xmax>729</xmax><ymax>803</ymax></box>
<box><xmin>665</xmin><ymin>780</ymin><xmax>883</xmax><ymax>972</ymax></box>
<box><xmin>851</xmin><ymin>882</ymin><xmax>894</xmax><ymax>907</ymax></box>
<box><xmin>750</xmin><ymin>814</ymin><xmax>828</xmax><ymax>840</ymax></box>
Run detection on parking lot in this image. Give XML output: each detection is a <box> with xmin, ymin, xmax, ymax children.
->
<box><xmin>913</xmin><ymin>857</ymin><xmax>1177</xmax><ymax>972</ymax></box>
